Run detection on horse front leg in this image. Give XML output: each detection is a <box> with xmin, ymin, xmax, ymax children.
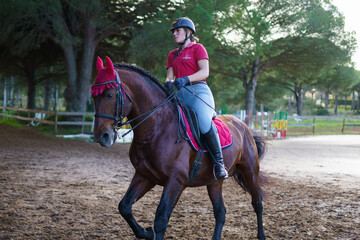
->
<box><xmin>118</xmin><ymin>171</ymin><xmax>155</xmax><ymax>240</ymax></box>
<box><xmin>207</xmin><ymin>182</ymin><xmax>226</xmax><ymax>240</ymax></box>
<box><xmin>154</xmin><ymin>181</ymin><xmax>185</xmax><ymax>240</ymax></box>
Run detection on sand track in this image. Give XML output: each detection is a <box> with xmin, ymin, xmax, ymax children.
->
<box><xmin>1</xmin><ymin>124</ymin><xmax>359</xmax><ymax>239</ymax></box>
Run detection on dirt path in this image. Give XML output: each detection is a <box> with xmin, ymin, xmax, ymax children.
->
<box><xmin>0</xmin><ymin>124</ymin><xmax>359</xmax><ymax>239</ymax></box>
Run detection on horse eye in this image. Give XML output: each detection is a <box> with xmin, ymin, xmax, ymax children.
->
<box><xmin>106</xmin><ymin>93</ymin><xmax>114</xmax><ymax>100</ymax></box>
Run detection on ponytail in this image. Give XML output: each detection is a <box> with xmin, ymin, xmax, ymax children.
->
<box><xmin>190</xmin><ymin>35</ymin><xmax>199</xmax><ymax>43</ymax></box>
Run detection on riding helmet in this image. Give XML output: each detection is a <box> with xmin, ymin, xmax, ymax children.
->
<box><xmin>169</xmin><ymin>17</ymin><xmax>196</xmax><ymax>34</ymax></box>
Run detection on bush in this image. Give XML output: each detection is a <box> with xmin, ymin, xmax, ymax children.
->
<box><xmin>314</xmin><ymin>105</ymin><xmax>329</xmax><ymax>116</ymax></box>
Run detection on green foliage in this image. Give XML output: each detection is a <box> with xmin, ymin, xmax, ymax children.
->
<box><xmin>1</xmin><ymin>0</ymin><xmax>358</xmax><ymax>115</ymax></box>
<box><xmin>303</xmin><ymin>99</ymin><xmax>329</xmax><ymax>116</ymax></box>
<box><xmin>0</xmin><ymin>117</ymin><xmax>22</xmax><ymax>128</ymax></box>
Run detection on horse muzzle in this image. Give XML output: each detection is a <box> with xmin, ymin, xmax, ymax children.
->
<box><xmin>97</xmin><ymin>129</ymin><xmax>116</xmax><ymax>147</ymax></box>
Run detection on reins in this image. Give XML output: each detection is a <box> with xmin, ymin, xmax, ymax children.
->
<box><xmin>116</xmin><ymin>92</ymin><xmax>176</xmax><ymax>139</ymax></box>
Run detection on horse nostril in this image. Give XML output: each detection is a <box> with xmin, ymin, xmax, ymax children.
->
<box><xmin>101</xmin><ymin>132</ymin><xmax>110</xmax><ymax>142</ymax></box>
<box><xmin>99</xmin><ymin>130</ymin><xmax>114</xmax><ymax>147</ymax></box>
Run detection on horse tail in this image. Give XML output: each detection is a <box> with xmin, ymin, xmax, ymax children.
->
<box><xmin>232</xmin><ymin>128</ymin><xmax>269</xmax><ymax>200</ymax></box>
<box><xmin>252</xmin><ymin>130</ymin><xmax>267</xmax><ymax>161</ymax></box>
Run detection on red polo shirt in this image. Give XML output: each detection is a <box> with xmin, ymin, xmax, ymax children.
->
<box><xmin>166</xmin><ymin>42</ymin><xmax>209</xmax><ymax>80</ymax></box>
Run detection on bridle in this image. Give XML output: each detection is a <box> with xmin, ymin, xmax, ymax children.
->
<box><xmin>94</xmin><ymin>69</ymin><xmax>133</xmax><ymax>139</ymax></box>
<box><xmin>94</xmin><ymin>70</ymin><xmax>131</xmax><ymax>124</ymax></box>
<box><xmin>94</xmin><ymin>69</ymin><xmax>175</xmax><ymax>139</ymax></box>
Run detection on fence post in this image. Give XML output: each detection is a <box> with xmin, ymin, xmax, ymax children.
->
<box><xmin>341</xmin><ymin>118</ymin><xmax>345</xmax><ymax>133</ymax></box>
<box><xmin>55</xmin><ymin>111</ymin><xmax>58</xmax><ymax>134</ymax></box>
<box><xmin>255</xmin><ymin>111</ymin><xmax>258</xmax><ymax>129</ymax></box>
<box><xmin>312</xmin><ymin>117</ymin><xmax>316</xmax><ymax>134</ymax></box>
<box><xmin>81</xmin><ymin>112</ymin><xmax>85</xmax><ymax>134</ymax></box>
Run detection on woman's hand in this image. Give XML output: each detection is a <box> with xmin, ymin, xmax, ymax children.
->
<box><xmin>164</xmin><ymin>81</ymin><xmax>174</xmax><ymax>95</ymax></box>
<box><xmin>174</xmin><ymin>76</ymin><xmax>190</xmax><ymax>90</ymax></box>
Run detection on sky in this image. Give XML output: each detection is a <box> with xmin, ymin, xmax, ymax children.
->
<box><xmin>332</xmin><ymin>0</ymin><xmax>360</xmax><ymax>70</ymax></box>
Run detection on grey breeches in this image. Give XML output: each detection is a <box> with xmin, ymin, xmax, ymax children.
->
<box><xmin>177</xmin><ymin>83</ymin><xmax>216</xmax><ymax>134</ymax></box>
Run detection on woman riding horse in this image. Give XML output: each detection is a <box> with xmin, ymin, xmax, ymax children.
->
<box><xmin>90</xmin><ymin>18</ymin><xmax>267</xmax><ymax>240</ymax></box>
<box><xmin>165</xmin><ymin>17</ymin><xmax>228</xmax><ymax>180</ymax></box>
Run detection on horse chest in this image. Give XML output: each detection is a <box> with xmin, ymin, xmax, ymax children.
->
<box><xmin>129</xmin><ymin>147</ymin><xmax>167</xmax><ymax>180</ymax></box>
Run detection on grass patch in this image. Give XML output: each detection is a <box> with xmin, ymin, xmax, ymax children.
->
<box><xmin>0</xmin><ymin>118</ymin><xmax>23</xmax><ymax>128</ymax></box>
<box><xmin>285</xmin><ymin>118</ymin><xmax>360</xmax><ymax>135</ymax></box>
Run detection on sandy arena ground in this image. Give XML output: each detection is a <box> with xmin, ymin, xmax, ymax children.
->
<box><xmin>0</xmin><ymin>123</ymin><xmax>359</xmax><ymax>239</ymax></box>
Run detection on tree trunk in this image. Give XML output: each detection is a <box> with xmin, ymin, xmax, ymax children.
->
<box><xmin>16</xmin><ymin>88</ymin><xmax>21</xmax><ymax>107</ymax></box>
<box><xmin>324</xmin><ymin>89</ymin><xmax>330</xmax><ymax>111</ymax></box>
<box><xmin>344</xmin><ymin>96</ymin><xmax>347</xmax><ymax>111</ymax></box>
<box><xmin>26</xmin><ymin>71</ymin><xmax>36</xmax><ymax>109</ymax></box>
<box><xmin>63</xmin><ymin>44</ymin><xmax>78</xmax><ymax>112</ymax></box>
<box><xmin>294</xmin><ymin>82</ymin><xmax>303</xmax><ymax>116</ymax></box>
<box><xmin>351</xmin><ymin>90</ymin><xmax>355</xmax><ymax>112</ymax></box>
<box><xmin>3</xmin><ymin>77</ymin><xmax>7</xmax><ymax>107</ymax></box>
<box><xmin>297</xmin><ymin>94</ymin><xmax>303</xmax><ymax>116</ymax></box>
<box><xmin>53</xmin><ymin>83</ymin><xmax>58</xmax><ymax>112</ymax></box>
<box><xmin>62</xmin><ymin>18</ymin><xmax>97</xmax><ymax>115</ymax></box>
<box><xmin>301</xmin><ymin>90</ymin><xmax>306</xmax><ymax>114</ymax></box>
<box><xmin>77</xmin><ymin>18</ymin><xmax>96</xmax><ymax>113</ymax></box>
<box><xmin>288</xmin><ymin>94</ymin><xmax>292</xmax><ymax>112</ymax></box>
<box><xmin>9</xmin><ymin>77</ymin><xmax>14</xmax><ymax>107</ymax></box>
<box><xmin>358</xmin><ymin>92</ymin><xmax>360</xmax><ymax>114</ymax></box>
<box><xmin>334</xmin><ymin>94</ymin><xmax>338</xmax><ymax>115</ymax></box>
<box><xmin>43</xmin><ymin>79</ymin><xmax>51</xmax><ymax>111</ymax></box>
<box><xmin>243</xmin><ymin>57</ymin><xmax>260</xmax><ymax>124</ymax></box>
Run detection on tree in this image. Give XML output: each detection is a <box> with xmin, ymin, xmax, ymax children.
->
<box><xmin>128</xmin><ymin>0</ymin><xmax>235</xmax><ymax>77</ymax></box>
<box><xmin>1</xmin><ymin>0</ymin><xmax>173</xmax><ymax>113</ymax></box>
<box><xmin>0</xmin><ymin>38</ymin><xmax>64</xmax><ymax>109</ymax></box>
<box><xmin>211</xmin><ymin>0</ymin><xmax>355</xmax><ymax>119</ymax></box>
<box><xmin>269</xmin><ymin>36</ymin><xmax>352</xmax><ymax>115</ymax></box>
<box><xmin>353</xmin><ymin>70</ymin><xmax>360</xmax><ymax>114</ymax></box>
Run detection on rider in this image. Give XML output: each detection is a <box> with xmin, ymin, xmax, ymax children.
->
<box><xmin>165</xmin><ymin>17</ymin><xmax>228</xmax><ymax>180</ymax></box>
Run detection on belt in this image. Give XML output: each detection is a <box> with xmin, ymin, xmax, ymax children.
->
<box><xmin>185</xmin><ymin>80</ymin><xmax>206</xmax><ymax>86</ymax></box>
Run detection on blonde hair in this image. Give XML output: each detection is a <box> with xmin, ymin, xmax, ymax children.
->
<box><xmin>185</xmin><ymin>28</ymin><xmax>199</xmax><ymax>42</ymax></box>
<box><xmin>190</xmin><ymin>35</ymin><xmax>199</xmax><ymax>42</ymax></box>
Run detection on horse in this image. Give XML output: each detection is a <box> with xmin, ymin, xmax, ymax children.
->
<box><xmin>91</xmin><ymin>56</ymin><xmax>267</xmax><ymax>240</ymax></box>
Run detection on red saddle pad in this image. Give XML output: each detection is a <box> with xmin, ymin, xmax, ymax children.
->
<box><xmin>179</xmin><ymin>106</ymin><xmax>233</xmax><ymax>152</ymax></box>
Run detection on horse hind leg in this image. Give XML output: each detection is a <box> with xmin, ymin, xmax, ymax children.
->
<box><xmin>207</xmin><ymin>182</ymin><xmax>226</xmax><ymax>240</ymax></box>
<box><xmin>234</xmin><ymin>164</ymin><xmax>266</xmax><ymax>240</ymax></box>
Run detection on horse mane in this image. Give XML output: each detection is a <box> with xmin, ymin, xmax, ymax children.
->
<box><xmin>114</xmin><ymin>63</ymin><xmax>166</xmax><ymax>93</ymax></box>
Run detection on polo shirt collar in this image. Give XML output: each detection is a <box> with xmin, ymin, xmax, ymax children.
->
<box><xmin>184</xmin><ymin>42</ymin><xmax>194</xmax><ymax>49</ymax></box>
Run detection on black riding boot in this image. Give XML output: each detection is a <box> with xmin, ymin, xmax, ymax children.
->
<box><xmin>201</xmin><ymin>123</ymin><xmax>228</xmax><ymax>180</ymax></box>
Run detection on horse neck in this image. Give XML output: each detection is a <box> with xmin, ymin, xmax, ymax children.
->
<box><xmin>122</xmin><ymin>72</ymin><xmax>177</xmax><ymax>134</ymax></box>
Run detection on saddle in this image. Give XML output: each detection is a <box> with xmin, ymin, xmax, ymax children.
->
<box><xmin>176</xmin><ymin>102</ymin><xmax>232</xmax><ymax>182</ymax></box>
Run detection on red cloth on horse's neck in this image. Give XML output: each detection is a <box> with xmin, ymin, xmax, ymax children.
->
<box><xmin>91</xmin><ymin>56</ymin><xmax>119</xmax><ymax>96</ymax></box>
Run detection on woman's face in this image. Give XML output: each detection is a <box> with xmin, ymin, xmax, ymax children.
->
<box><xmin>173</xmin><ymin>27</ymin><xmax>187</xmax><ymax>44</ymax></box>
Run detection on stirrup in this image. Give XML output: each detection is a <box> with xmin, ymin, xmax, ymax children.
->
<box><xmin>213</xmin><ymin>163</ymin><xmax>228</xmax><ymax>181</ymax></box>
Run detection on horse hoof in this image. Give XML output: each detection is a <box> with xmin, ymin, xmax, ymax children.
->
<box><xmin>257</xmin><ymin>234</ymin><xmax>266</xmax><ymax>240</ymax></box>
<box><xmin>144</xmin><ymin>227</ymin><xmax>155</xmax><ymax>240</ymax></box>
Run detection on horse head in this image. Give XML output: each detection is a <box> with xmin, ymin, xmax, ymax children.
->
<box><xmin>91</xmin><ymin>56</ymin><xmax>132</xmax><ymax>147</ymax></box>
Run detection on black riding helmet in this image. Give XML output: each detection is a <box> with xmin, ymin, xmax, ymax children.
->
<box><xmin>169</xmin><ymin>17</ymin><xmax>196</xmax><ymax>34</ymax></box>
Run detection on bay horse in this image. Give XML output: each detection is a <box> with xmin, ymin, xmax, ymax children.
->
<box><xmin>91</xmin><ymin>56</ymin><xmax>267</xmax><ymax>240</ymax></box>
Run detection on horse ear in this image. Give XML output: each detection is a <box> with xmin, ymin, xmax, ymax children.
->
<box><xmin>96</xmin><ymin>56</ymin><xmax>104</xmax><ymax>73</ymax></box>
<box><xmin>105</xmin><ymin>56</ymin><xmax>114</xmax><ymax>74</ymax></box>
